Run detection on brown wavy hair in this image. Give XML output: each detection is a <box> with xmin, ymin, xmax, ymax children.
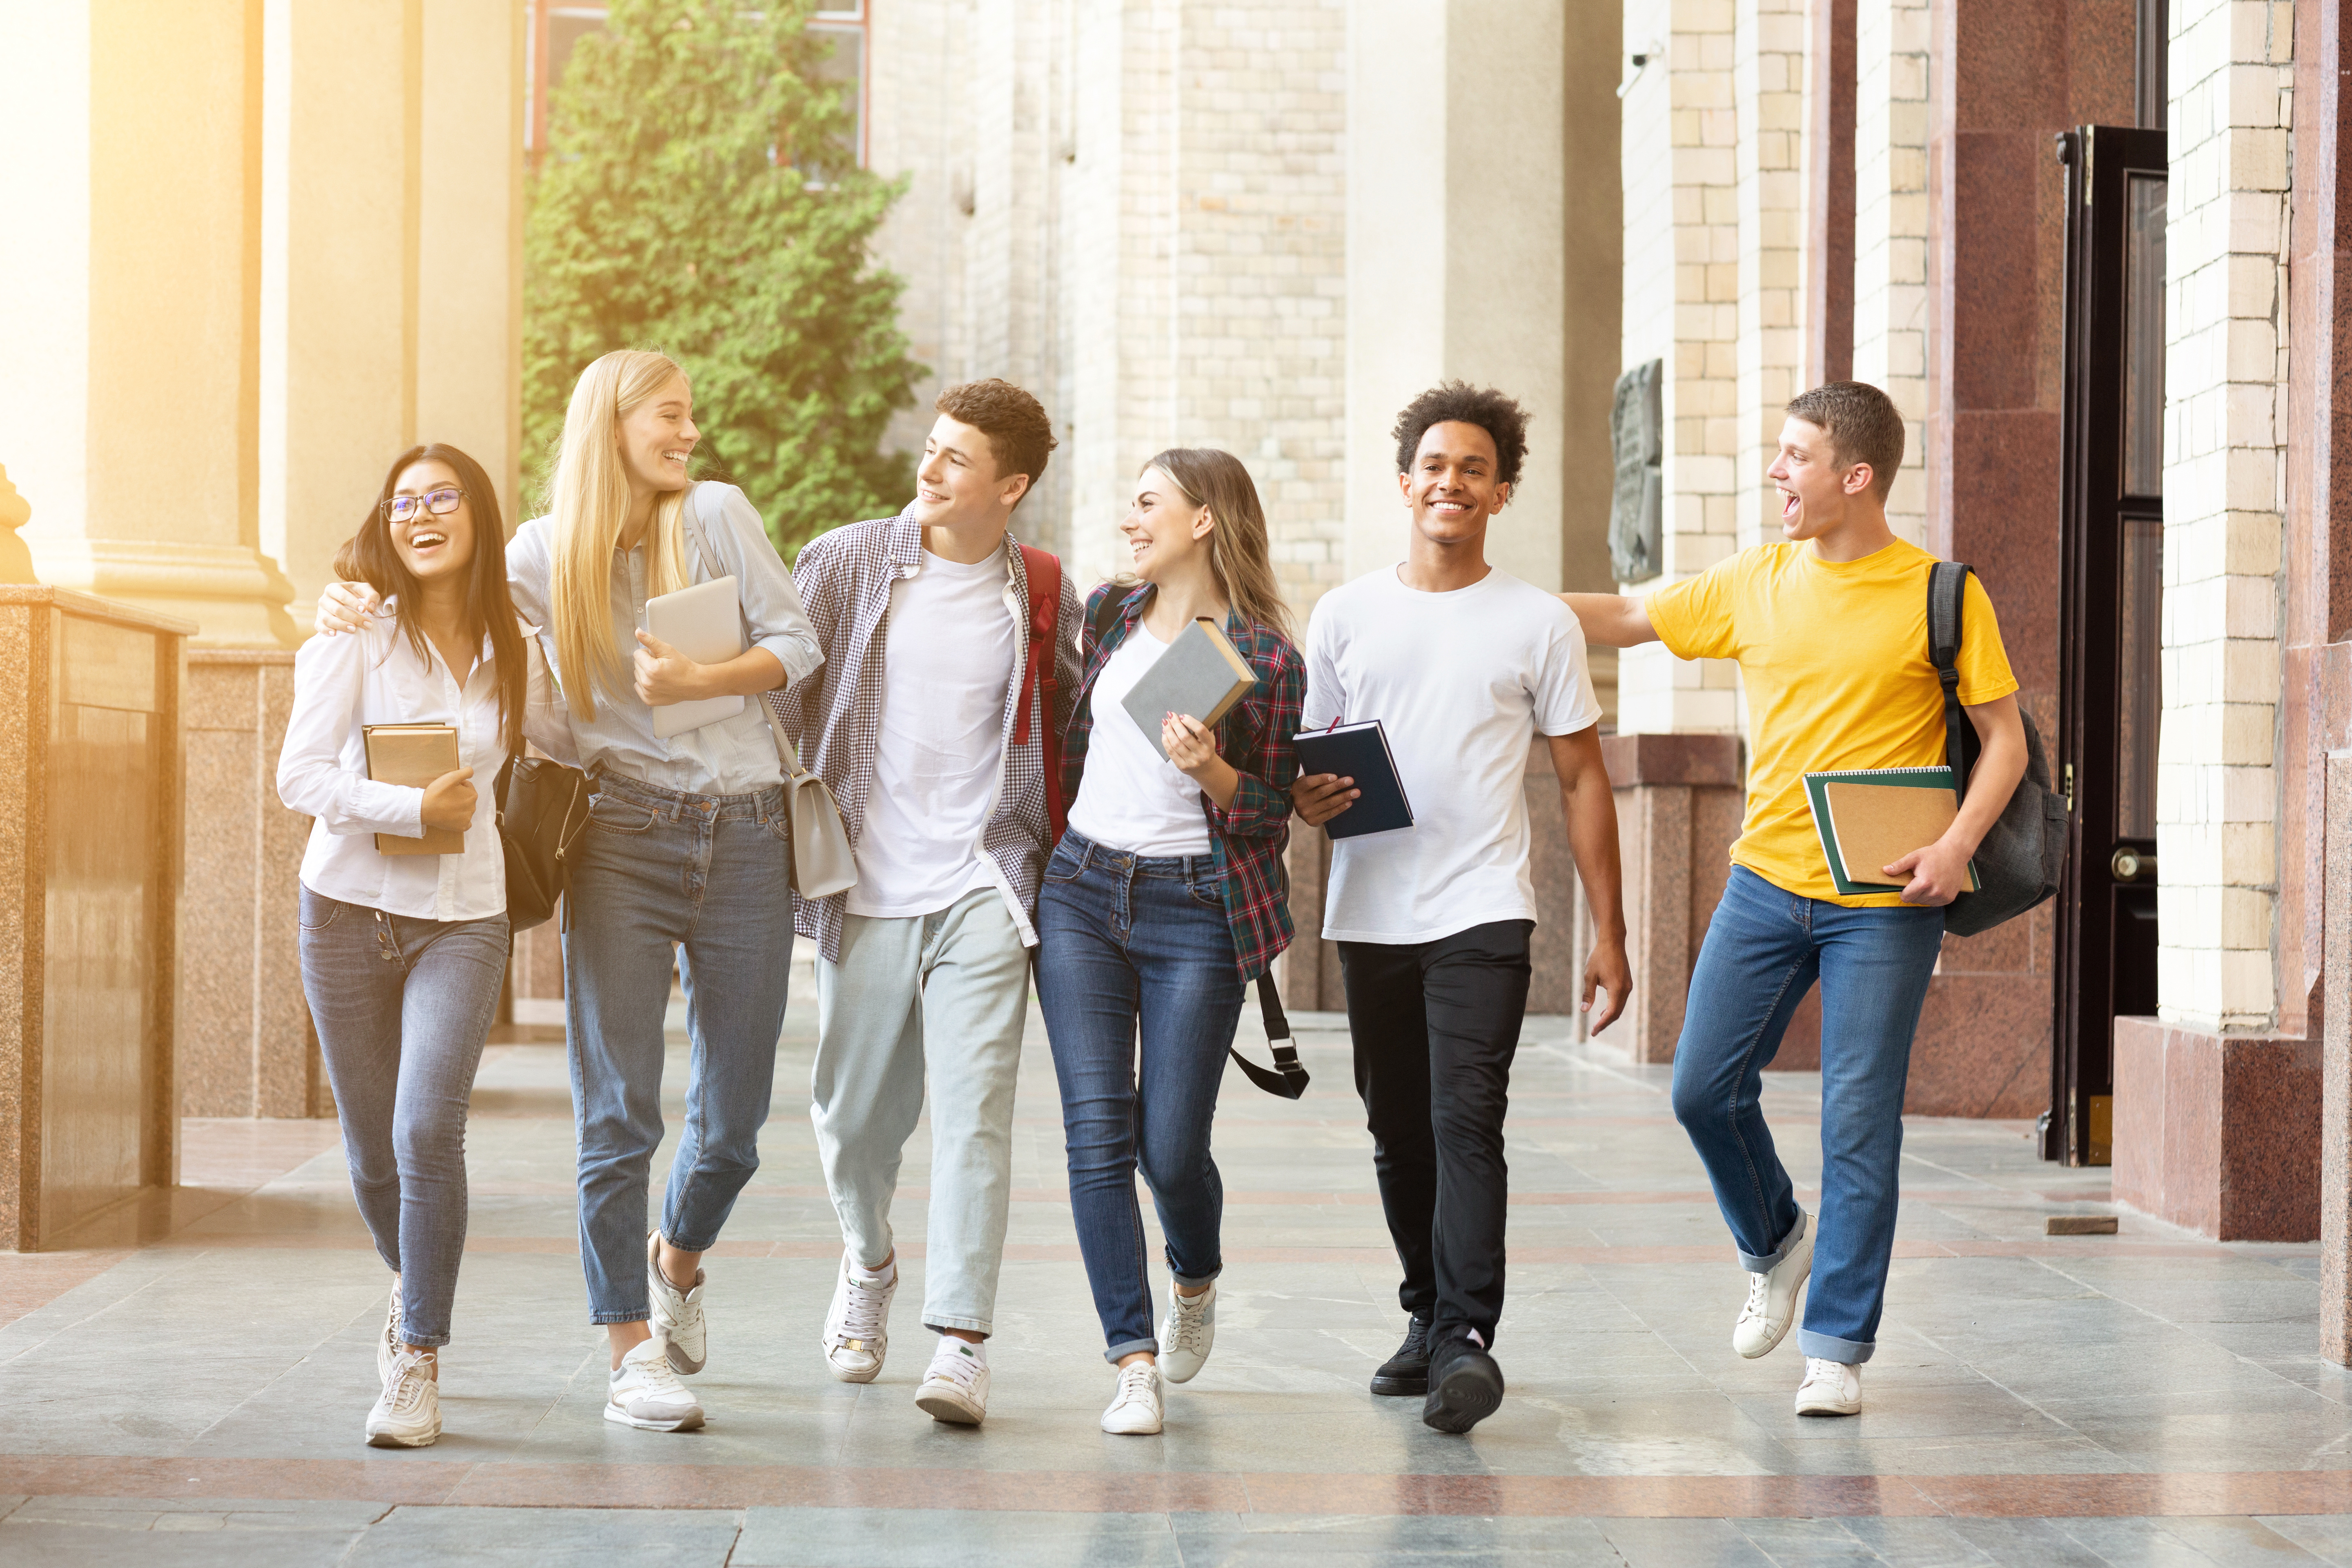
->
<box><xmin>1142</xmin><ymin>448</ymin><xmax>1290</xmax><ymax>638</ymax></box>
<box><xmin>336</xmin><ymin>443</ymin><xmax>528</xmax><ymax>756</ymax></box>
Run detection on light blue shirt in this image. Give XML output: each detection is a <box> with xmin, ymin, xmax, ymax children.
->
<box><xmin>506</xmin><ymin>481</ymin><xmax>823</xmax><ymax>797</ymax></box>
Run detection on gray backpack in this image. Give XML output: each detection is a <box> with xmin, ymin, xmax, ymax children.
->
<box><xmin>1930</xmin><ymin>561</ymin><xmax>2069</xmax><ymax>936</ymax></box>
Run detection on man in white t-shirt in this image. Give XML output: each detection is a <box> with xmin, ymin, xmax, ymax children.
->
<box><xmin>1293</xmin><ymin>382</ymin><xmax>1632</xmax><ymax>1434</ymax></box>
<box><xmin>777</xmin><ymin>380</ymin><xmax>1082</xmax><ymax>1428</ymax></box>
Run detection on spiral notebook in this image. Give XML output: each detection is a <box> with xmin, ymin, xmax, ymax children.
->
<box><xmin>1802</xmin><ymin>765</ymin><xmax>1980</xmax><ymax>895</ymax></box>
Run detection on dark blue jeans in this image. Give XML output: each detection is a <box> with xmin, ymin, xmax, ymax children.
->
<box><xmin>1035</xmin><ymin>830</ymin><xmax>1245</xmax><ymax>1363</ymax></box>
<box><xmin>1670</xmin><ymin>866</ymin><xmax>1946</xmax><ymax>1363</ymax></box>
<box><xmin>562</xmin><ymin>772</ymin><xmax>794</xmax><ymax>1324</ymax></box>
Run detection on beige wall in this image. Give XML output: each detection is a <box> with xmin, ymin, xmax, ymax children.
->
<box><xmin>1</xmin><ymin>0</ymin><xmax>524</xmax><ymax>649</ymax></box>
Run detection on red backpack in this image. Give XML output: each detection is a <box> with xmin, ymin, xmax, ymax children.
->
<box><xmin>1012</xmin><ymin>543</ymin><xmax>1069</xmax><ymax>840</ymax></box>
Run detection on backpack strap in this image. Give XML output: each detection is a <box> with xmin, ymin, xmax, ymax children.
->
<box><xmin>1928</xmin><ymin>560</ymin><xmax>1976</xmax><ymax>787</ymax></box>
<box><xmin>1227</xmin><ymin>973</ymin><xmax>1310</xmax><ymax>1099</ymax></box>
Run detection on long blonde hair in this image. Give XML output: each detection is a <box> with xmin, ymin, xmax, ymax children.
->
<box><xmin>1144</xmin><ymin>448</ymin><xmax>1291</xmax><ymax>638</ymax></box>
<box><xmin>546</xmin><ymin>350</ymin><xmax>693</xmax><ymax>720</ymax></box>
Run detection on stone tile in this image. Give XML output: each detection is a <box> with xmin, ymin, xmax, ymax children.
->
<box><xmin>735</xmin><ymin>1506</ymin><xmax>1180</xmax><ymax>1567</ymax></box>
<box><xmin>2261</xmin><ymin>1516</ymin><xmax>2352</xmax><ymax>1567</ymax></box>
<box><xmin>347</xmin><ymin>1506</ymin><xmax>741</xmax><ymax>1565</ymax></box>
<box><xmin>1597</xmin><ymin>1517</ymin><xmax>1776</xmax><ymax>1566</ymax></box>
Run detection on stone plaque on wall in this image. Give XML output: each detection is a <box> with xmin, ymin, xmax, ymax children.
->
<box><xmin>1610</xmin><ymin>359</ymin><xmax>1664</xmax><ymax>584</ymax></box>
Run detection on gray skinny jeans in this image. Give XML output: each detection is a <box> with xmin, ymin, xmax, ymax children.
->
<box><xmin>298</xmin><ymin>885</ymin><xmax>508</xmax><ymax>1345</ymax></box>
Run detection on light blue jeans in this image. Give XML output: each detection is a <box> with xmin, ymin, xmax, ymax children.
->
<box><xmin>298</xmin><ymin>886</ymin><xmax>509</xmax><ymax>1346</ymax></box>
<box><xmin>563</xmin><ymin>772</ymin><xmax>794</xmax><ymax>1324</ymax></box>
<box><xmin>1670</xmin><ymin>866</ymin><xmax>1945</xmax><ymax>1364</ymax></box>
<box><xmin>812</xmin><ymin>886</ymin><xmax>1030</xmax><ymax>1337</ymax></box>
<box><xmin>1034</xmin><ymin>830</ymin><xmax>1245</xmax><ymax>1363</ymax></box>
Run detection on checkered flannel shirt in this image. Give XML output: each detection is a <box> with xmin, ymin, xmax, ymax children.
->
<box><xmin>768</xmin><ymin>508</ymin><xmax>1082</xmax><ymax>964</ymax></box>
<box><xmin>1065</xmin><ymin>584</ymin><xmax>1306</xmax><ymax>984</ymax></box>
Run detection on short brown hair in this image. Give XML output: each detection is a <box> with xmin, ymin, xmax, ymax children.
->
<box><xmin>935</xmin><ymin>379</ymin><xmax>1057</xmax><ymax>502</ymax></box>
<box><xmin>1785</xmin><ymin>381</ymin><xmax>1904</xmax><ymax>499</ymax></box>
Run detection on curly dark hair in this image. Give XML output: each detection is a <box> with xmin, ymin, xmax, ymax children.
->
<box><xmin>1391</xmin><ymin>381</ymin><xmax>1531</xmax><ymax>487</ymax></box>
<box><xmin>936</xmin><ymin>378</ymin><xmax>1058</xmax><ymax>503</ymax></box>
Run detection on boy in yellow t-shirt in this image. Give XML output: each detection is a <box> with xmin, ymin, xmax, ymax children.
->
<box><xmin>1566</xmin><ymin>381</ymin><xmax>2027</xmax><ymax>1419</ymax></box>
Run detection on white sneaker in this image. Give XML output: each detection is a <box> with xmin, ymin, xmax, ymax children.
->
<box><xmin>647</xmin><ymin>1232</ymin><xmax>706</xmax><ymax>1375</ymax></box>
<box><xmin>913</xmin><ymin>1337</ymin><xmax>989</xmax><ymax>1425</ymax></box>
<box><xmin>1158</xmin><ymin>1281</ymin><xmax>1216</xmax><ymax>1384</ymax></box>
<box><xmin>1733</xmin><ymin>1211</ymin><xmax>1813</xmax><ymax>1359</ymax></box>
<box><xmin>376</xmin><ymin>1279</ymin><xmax>403</xmax><ymax>1386</ymax></box>
<box><xmin>1100</xmin><ymin>1360</ymin><xmax>1164</xmax><ymax>1435</ymax></box>
<box><xmin>365</xmin><ymin>1347</ymin><xmax>441</xmax><ymax>1448</ymax></box>
<box><xmin>605</xmin><ymin>1336</ymin><xmax>706</xmax><ymax>1431</ymax></box>
<box><xmin>1795</xmin><ymin>1355</ymin><xmax>1862</xmax><ymax>1416</ymax></box>
<box><xmin>823</xmin><ymin>1253</ymin><xmax>897</xmax><ymax>1383</ymax></box>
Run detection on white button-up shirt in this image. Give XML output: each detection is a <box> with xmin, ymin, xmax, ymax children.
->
<box><xmin>277</xmin><ymin>612</ymin><xmax>577</xmax><ymax>922</ymax></box>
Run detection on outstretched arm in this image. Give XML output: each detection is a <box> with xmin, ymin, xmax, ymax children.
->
<box><xmin>1548</xmin><ymin>724</ymin><xmax>1631</xmax><ymax>1033</ymax></box>
<box><xmin>1559</xmin><ymin>593</ymin><xmax>1658</xmax><ymax>649</ymax></box>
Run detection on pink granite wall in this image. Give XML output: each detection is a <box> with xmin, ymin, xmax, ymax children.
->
<box><xmin>2113</xmin><ymin>1017</ymin><xmax>2321</xmax><ymax>1241</ymax></box>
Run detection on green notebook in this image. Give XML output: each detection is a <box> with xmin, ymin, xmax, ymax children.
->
<box><xmin>1802</xmin><ymin>765</ymin><xmax>1981</xmax><ymax>895</ymax></box>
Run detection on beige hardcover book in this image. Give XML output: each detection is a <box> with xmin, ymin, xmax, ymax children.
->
<box><xmin>1821</xmin><ymin>780</ymin><xmax>1958</xmax><ymax>888</ymax></box>
<box><xmin>1120</xmin><ymin>617</ymin><xmax>1258</xmax><ymax>759</ymax></box>
<box><xmin>363</xmin><ymin>723</ymin><xmax>465</xmax><ymax>855</ymax></box>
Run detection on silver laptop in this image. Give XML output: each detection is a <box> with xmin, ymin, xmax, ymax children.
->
<box><xmin>642</xmin><ymin>574</ymin><xmax>747</xmax><ymax>739</ymax></box>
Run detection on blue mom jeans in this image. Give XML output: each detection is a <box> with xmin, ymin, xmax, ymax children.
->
<box><xmin>1670</xmin><ymin>866</ymin><xmax>1945</xmax><ymax>1364</ymax></box>
<box><xmin>1034</xmin><ymin>830</ymin><xmax>1246</xmax><ymax>1363</ymax></box>
<box><xmin>562</xmin><ymin>772</ymin><xmax>794</xmax><ymax>1324</ymax></box>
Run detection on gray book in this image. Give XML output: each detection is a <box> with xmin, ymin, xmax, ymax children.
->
<box><xmin>1120</xmin><ymin>617</ymin><xmax>1258</xmax><ymax>759</ymax></box>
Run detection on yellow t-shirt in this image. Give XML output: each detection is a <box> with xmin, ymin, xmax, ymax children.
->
<box><xmin>1644</xmin><ymin>538</ymin><xmax>2019</xmax><ymax>906</ymax></box>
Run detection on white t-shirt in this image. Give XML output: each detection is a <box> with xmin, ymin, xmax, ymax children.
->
<box><xmin>1065</xmin><ymin>622</ymin><xmax>1215</xmax><ymax>858</ymax></box>
<box><xmin>849</xmin><ymin>546</ymin><xmax>1019</xmax><ymax>918</ymax></box>
<box><xmin>1300</xmin><ymin>564</ymin><xmax>1602</xmax><ymax>944</ymax></box>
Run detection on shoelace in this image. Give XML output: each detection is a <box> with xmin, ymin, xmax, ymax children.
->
<box><xmin>1739</xmin><ymin>1272</ymin><xmax>1773</xmax><ymax>1325</ymax></box>
<box><xmin>385</xmin><ymin>1350</ymin><xmax>435</xmax><ymax>1415</ymax></box>
<box><xmin>1801</xmin><ymin>1356</ymin><xmax>1849</xmax><ymax>1388</ymax></box>
<box><xmin>1165</xmin><ymin>1292</ymin><xmax>1210</xmax><ymax>1354</ymax></box>
<box><xmin>835</xmin><ymin>1273</ymin><xmax>889</xmax><ymax>1344</ymax></box>
<box><xmin>1112</xmin><ymin>1362</ymin><xmax>1157</xmax><ymax>1408</ymax></box>
<box><xmin>623</xmin><ymin>1345</ymin><xmax>693</xmax><ymax>1402</ymax></box>
<box><xmin>927</xmin><ymin>1346</ymin><xmax>983</xmax><ymax>1391</ymax></box>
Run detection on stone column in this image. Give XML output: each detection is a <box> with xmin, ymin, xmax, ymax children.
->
<box><xmin>1848</xmin><ymin>0</ymin><xmax>1931</xmax><ymax>547</ymax></box>
<box><xmin>1613</xmin><ymin>0</ymin><xmax>1744</xmax><ymax>736</ymax></box>
<box><xmin>1595</xmin><ymin>735</ymin><xmax>1744</xmax><ymax>1062</ymax></box>
<box><xmin>1735</xmin><ymin>0</ymin><xmax>1809</xmax><ymax>551</ymax></box>
<box><xmin>0</xmin><ymin>0</ymin><xmax>301</xmax><ymax>646</ymax></box>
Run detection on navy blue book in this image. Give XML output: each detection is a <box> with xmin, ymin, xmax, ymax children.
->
<box><xmin>1292</xmin><ymin>721</ymin><xmax>1415</xmax><ymax>840</ymax></box>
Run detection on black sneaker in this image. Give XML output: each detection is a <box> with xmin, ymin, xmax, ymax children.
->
<box><xmin>1422</xmin><ymin>1334</ymin><xmax>1505</xmax><ymax>1434</ymax></box>
<box><xmin>1369</xmin><ymin>1315</ymin><xmax>1433</xmax><ymax>1396</ymax></box>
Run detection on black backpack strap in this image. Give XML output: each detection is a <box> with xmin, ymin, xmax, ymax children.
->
<box><xmin>1085</xmin><ymin>584</ymin><xmax>1127</xmax><ymax>654</ymax></box>
<box><xmin>1928</xmin><ymin>561</ymin><xmax>1976</xmax><ymax>787</ymax></box>
<box><xmin>1228</xmin><ymin>973</ymin><xmax>1310</xmax><ymax>1099</ymax></box>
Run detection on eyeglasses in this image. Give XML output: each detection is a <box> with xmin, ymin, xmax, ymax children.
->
<box><xmin>383</xmin><ymin>487</ymin><xmax>465</xmax><ymax>523</ymax></box>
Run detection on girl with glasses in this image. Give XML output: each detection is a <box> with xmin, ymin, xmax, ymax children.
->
<box><xmin>277</xmin><ymin>443</ymin><xmax>575</xmax><ymax>1446</ymax></box>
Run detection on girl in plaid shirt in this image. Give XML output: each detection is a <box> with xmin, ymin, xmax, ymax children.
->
<box><xmin>1034</xmin><ymin>448</ymin><xmax>1305</xmax><ymax>1437</ymax></box>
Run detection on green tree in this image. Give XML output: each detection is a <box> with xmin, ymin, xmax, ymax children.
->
<box><xmin>524</xmin><ymin>0</ymin><xmax>921</xmax><ymax>555</ymax></box>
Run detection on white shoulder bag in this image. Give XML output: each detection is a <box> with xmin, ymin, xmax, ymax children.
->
<box><xmin>687</xmin><ymin>483</ymin><xmax>858</xmax><ymax>900</ymax></box>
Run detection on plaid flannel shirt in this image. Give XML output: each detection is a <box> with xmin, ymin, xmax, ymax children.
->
<box><xmin>769</xmin><ymin>509</ymin><xmax>1082</xmax><ymax>963</ymax></box>
<box><xmin>1064</xmin><ymin>584</ymin><xmax>1305</xmax><ymax>984</ymax></box>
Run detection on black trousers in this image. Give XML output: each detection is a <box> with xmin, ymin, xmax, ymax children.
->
<box><xmin>1338</xmin><ymin>920</ymin><xmax>1534</xmax><ymax>1348</ymax></box>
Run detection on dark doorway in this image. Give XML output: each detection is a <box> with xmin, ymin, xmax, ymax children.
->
<box><xmin>2049</xmin><ymin>124</ymin><xmax>2167</xmax><ymax>1166</ymax></box>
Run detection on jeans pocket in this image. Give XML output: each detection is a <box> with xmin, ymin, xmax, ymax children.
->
<box><xmin>297</xmin><ymin>887</ymin><xmax>343</xmax><ymax>931</ymax></box>
<box><xmin>1186</xmin><ymin>876</ymin><xmax>1225</xmax><ymax>910</ymax></box>
<box><xmin>586</xmin><ymin>794</ymin><xmax>658</xmax><ymax>835</ymax></box>
<box><xmin>1044</xmin><ymin>839</ymin><xmax>1087</xmax><ymax>884</ymax></box>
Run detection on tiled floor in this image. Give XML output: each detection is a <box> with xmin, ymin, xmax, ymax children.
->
<box><xmin>4</xmin><ymin>974</ymin><xmax>2350</xmax><ymax>1565</ymax></box>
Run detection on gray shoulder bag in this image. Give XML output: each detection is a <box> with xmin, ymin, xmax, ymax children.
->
<box><xmin>687</xmin><ymin>482</ymin><xmax>858</xmax><ymax>900</ymax></box>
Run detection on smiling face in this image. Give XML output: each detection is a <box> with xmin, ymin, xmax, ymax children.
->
<box><xmin>1766</xmin><ymin>416</ymin><xmax>1870</xmax><ymax>541</ymax></box>
<box><xmin>388</xmin><ymin>457</ymin><xmax>477</xmax><ymax>585</ymax></box>
<box><xmin>617</xmin><ymin>373</ymin><xmax>698</xmax><ymax>496</ymax></box>
<box><xmin>913</xmin><ymin>414</ymin><xmax>1030</xmax><ymax>532</ymax></box>
<box><xmin>1119</xmin><ymin>467</ymin><xmax>1212</xmax><ymax>583</ymax></box>
<box><xmin>1399</xmin><ymin>420</ymin><xmax>1510</xmax><ymax>546</ymax></box>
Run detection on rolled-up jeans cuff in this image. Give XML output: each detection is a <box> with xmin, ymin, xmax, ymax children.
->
<box><xmin>1170</xmin><ymin>1266</ymin><xmax>1220</xmax><ymax>1289</ymax></box>
<box><xmin>925</xmin><ymin>1315</ymin><xmax>991</xmax><ymax>1338</ymax></box>
<box><xmin>1103</xmin><ymin>1335</ymin><xmax>1157</xmax><ymax>1366</ymax></box>
<box><xmin>1798</xmin><ymin>1329</ymin><xmax>1872</xmax><ymax>1364</ymax></box>
<box><xmin>1737</xmin><ymin>1210</ymin><xmax>1809</xmax><ymax>1274</ymax></box>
